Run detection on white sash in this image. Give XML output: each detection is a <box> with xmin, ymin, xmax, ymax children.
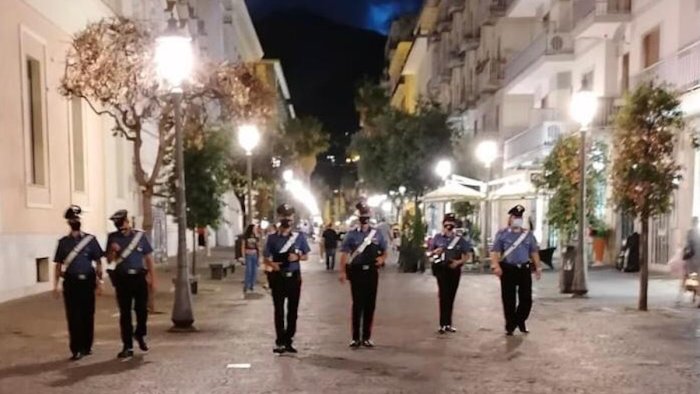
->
<box><xmin>107</xmin><ymin>231</ymin><xmax>144</xmax><ymax>270</ymax></box>
<box><xmin>63</xmin><ymin>234</ymin><xmax>95</xmax><ymax>271</ymax></box>
<box><xmin>502</xmin><ymin>230</ymin><xmax>529</xmax><ymax>262</ymax></box>
<box><xmin>351</xmin><ymin>229</ymin><xmax>377</xmax><ymax>260</ymax></box>
<box><xmin>278</xmin><ymin>232</ymin><xmax>299</xmax><ymax>254</ymax></box>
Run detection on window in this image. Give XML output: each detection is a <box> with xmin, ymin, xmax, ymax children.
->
<box><xmin>116</xmin><ymin>137</ymin><xmax>125</xmax><ymax>198</ymax></box>
<box><xmin>581</xmin><ymin>70</ymin><xmax>594</xmax><ymax>90</ymax></box>
<box><xmin>26</xmin><ymin>57</ymin><xmax>45</xmax><ymax>186</ymax></box>
<box><xmin>71</xmin><ymin>98</ymin><xmax>86</xmax><ymax>192</ymax></box>
<box><xmin>621</xmin><ymin>53</ymin><xmax>630</xmax><ymax>93</ymax></box>
<box><xmin>642</xmin><ymin>27</ymin><xmax>660</xmax><ymax>68</ymax></box>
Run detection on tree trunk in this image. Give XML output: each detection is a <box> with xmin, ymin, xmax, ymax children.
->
<box><xmin>639</xmin><ymin>217</ymin><xmax>649</xmax><ymax>311</ymax></box>
<box><xmin>192</xmin><ymin>229</ymin><xmax>197</xmax><ymax>277</ymax></box>
<box><xmin>141</xmin><ymin>188</ymin><xmax>154</xmax><ymax>234</ymax></box>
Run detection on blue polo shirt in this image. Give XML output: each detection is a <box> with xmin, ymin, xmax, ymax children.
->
<box><xmin>263</xmin><ymin>231</ymin><xmax>311</xmax><ymax>272</ymax></box>
<box><xmin>106</xmin><ymin>230</ymin><xmax>153</xmax><ymax>273</ymax></box>
<box><xmin>53</xmin><ymin>232</ymin><xmax>103</xmax><ymax>276</ymax></box>
<box><xmin>429</xmin><ymin>233</ymin><xmax>472</xmax><ymax>255</ymax></box>
<box><xmin>491</xmin><ymin>228</ymin><xmax>539</xmax><ymax>265</ymax></box>
<box><xmin>340</xmin><ymin>227</ymin><xmax>388</xmax><ymax>258</ymax></box>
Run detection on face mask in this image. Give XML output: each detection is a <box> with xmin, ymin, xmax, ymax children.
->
<box><xmin>359</xmin><ymin>217</ymin><xmax>370</xmax><ymax>225</ymax></box>
<box><xmin>280</xmin><ymin>219</ymin><xmax>292</xmax><ymax>229</ymax></box>
<box><xmin>444</xmin><ymin>224</ymin><xmax>455</xmax><ymax>231</ymax></box>
<box><xmin>511</xmin><ymin>218</ymin><xmax>524</xmax><ymax>228</ymax></box>
<box><xmin>69</xmin><ymin>221</ymin><xmax>81</xmax><ymax>232</ymax></box>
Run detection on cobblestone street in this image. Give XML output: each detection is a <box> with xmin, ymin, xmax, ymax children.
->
<box><xmin>0</xmin><ymin>249</ymin><xmax>699</xmax><ymax>394</ymax></box>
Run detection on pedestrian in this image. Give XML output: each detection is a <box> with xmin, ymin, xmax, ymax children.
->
<box><xmin>490</xmin><ymin>205</ymin><xmax>542</xmax><ymax>336</ymax></box>
<box><xmin>682</xmin><ymin>217</ymin><xmax>700</xmax><ymax>307</ymax></box>
<box><xmin>339</xmin><ymin>202</ymin><xmax>387</xmax><ymax>348</ymax></box>
<box><xmin>322</xmin><ymin>223</ymin><xmax>339</xmax><ymax>270</ymax></box>
<box><xmin>242</xmin><ymin>223</ymin><xmax>261</xmax><ymax>293</ymax></box>
<box><xmin>428</xmin><ymin>213</ymin><xmax>472</xmax><ymax>334</ymax></box>
<box><xmin>105</xmin><ymin>209</ymin><xmax>157</xmax><ymax>359</ymax></box>
<box><xmin>263</xmin><ymin>204</ymin><xmax>310</xmax><ymax>354</ymax></box>
<box><xmin>53</xmin><ymin>205</ymin><xmax>104</xmax><ymax>361</ymax></box>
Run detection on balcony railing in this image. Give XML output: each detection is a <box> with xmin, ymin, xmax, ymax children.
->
<box><xmin>573</xmin><ymin>0</ymin><xmax>631</xmax><ymax>24</ymax></box>
<box><xmin>505</xmin><ymin>27</ymin><xmax>574</xmax><ymax>84</ymax></box>
<box><xmin>631</xmin><ymin>41</ymin><xmax>700</xmax><ymax>93</ymax></box>
<box><xmin>476</xmin><ymin>58</ymin><xmax>504</xmax><ymax>94</ymax></box>
<box><xmin>504</xmin><ymin>117</ymin><xmax>564</xmax><ymax>169</ymax></box>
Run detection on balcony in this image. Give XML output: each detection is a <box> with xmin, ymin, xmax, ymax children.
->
<box><xmin>573</xmin><ymin>0</ymin><xmax>631</xmax><ymax>38</ymax></box>
<box><xmin>504</xmin><ymin>109</ymin><xmax>564</xmax><ymax>169</ymax></box>
<box><xmin>489</xmin><ymin>0</ymin><xmax>513</xmax><ymax>18</ymax></box>
<box><xmin>460</xmin><ymin>29</ymin><xmax>481</xmax><ymax>52</ymax></box>
<box><xmin>506</xmin><ymin>0</ymin><xmax>547</xmax><ymax>18</ymax></box>
<box><xmin>448</xmin><ymin>51</ymin><xmax>465</xmax><ymax>69</ymax></box>
<box><xmin>504</xmin><ymin>28</ymin><xmax>574</xmax><ymax>94</ymax></box>
<box><xmin>631</xmin><ymin>41</ymin><xmax>700</xmax><ymax>94</ymax></box>
<box><xmin>476</xmin><ymin>58</ymin><xmax>504</xmax><ymax>95</ymax></box>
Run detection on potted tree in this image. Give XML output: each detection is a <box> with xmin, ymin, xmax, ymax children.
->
<box><xmin>589</xmin><ymin>218</ymin><xmax>611</xmax><ymax>266</ymax></box>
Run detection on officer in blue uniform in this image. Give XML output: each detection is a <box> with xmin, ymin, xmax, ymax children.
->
<box><xmin>339</xmin><ymin>202</ymin><xmax>388</xmax><ymax>348</ymax></box>
<box><xmin>490</xmin><ymin>205</ymin><xmax>542</xmax><ymax>335</ymax></box>
<box><xmin>263</xmin><ymin>204</ymin><xmax>311</xmax><ymax>354</ymax></box>
<box><xmin>429</xmin><ymin>213</ymin><xmax>472</xmax><ymax>334</ymax></box>
<box><xmin>106</xmin><ymin>209</ymin><xmax>156</xmax><ymax>359</ymax></box>
<box><xmin>53</xmin><ymin>205</ymin><xmax>104</xmax><ymax>361</ymax></box>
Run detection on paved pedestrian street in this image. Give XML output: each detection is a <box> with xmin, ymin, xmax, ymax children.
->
<box><xmin>0</xmin><ymin>249</ymin><xmax>699</xmax><ymax>394</ymax></box>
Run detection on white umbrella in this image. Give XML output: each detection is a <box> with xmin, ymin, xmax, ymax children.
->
<box><xmin>490</xmin><ymin>181</ymin><xmax>537</xmax><ymax>200</ymax></box>
<box><xmin>422</xmin><ymin>183</ymin><xmax>484</xmax><ymax>203</ymax></box>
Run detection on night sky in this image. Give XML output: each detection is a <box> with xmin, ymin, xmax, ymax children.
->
<box><xmin>246</xmin><ymin>0</ymin><xmax>423</xmax><ymax>187</ymax></box>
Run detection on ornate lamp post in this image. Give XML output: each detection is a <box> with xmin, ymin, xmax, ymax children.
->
<box><xmin>476</xmin><ymin>140</ymin><xmax>498</xmax><ymax>261</ymax></box>
<box><xmin>238</xmin><ymin>124</ymin><xmax>261</xmax><ymax>225</ymax></box>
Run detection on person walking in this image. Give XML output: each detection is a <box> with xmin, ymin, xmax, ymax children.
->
<box><xmin>682</xmin><ymin>217</ymin><xmax>700</xmax><ymax>307</ymax></box>
<box><xmin>242</xmin><ymin>224</ymin><xmax>261</xmax><ymax>293</ymax></box>
<box><xmin>339</xmin><ymin>202</ymin><xmax>387</xmax><ymax>348</ymax></box>
<box><xmin>490</xmin><ymin>205</ymin><xmax>542</xmax><ymax>336</ymax></box>
<box><xmin>53</xmin><ymin>205</ymin><xmax>104</xmax><ymax>361</ymax></box>
<box><xmin>263</xmin><ymin>204</ymin><xmax>310</xmax><ymax>354</ymax></box>
<box><xmin>322</xmin><ymin>223</ymin><xmax>339</xmax><ymax>270</ymax></box>
<box><xmin>106</xmin><ymin>209</ymin><xmax>157</xmax><ymax>359</ymax></box>
<box><xmin>428</xmin><ymin>213</ymin><xmax>472</xmax><ymax>334</ymax></box>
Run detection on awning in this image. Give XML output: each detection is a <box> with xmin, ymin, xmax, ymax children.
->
<box><xmin>422</xmin><ymin>183</ymin><xmax>484</xmax><ymax>203</ymax></box>
<box><xmin>489</xmin><ymin>181</ymin><xmax>538</xmax><ymax>200</ymax></box>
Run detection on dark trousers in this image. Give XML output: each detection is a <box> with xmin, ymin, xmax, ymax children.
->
<box><xmin>268</xmin><ymin>271</ymin><xmax>302</xmax><ymax>346</ymax></box>
<box><xmin>325</xmin><ymin>249</ymin><xmax>336</xmax><ymax>270</ymax></box>
<box><xmin>499</xmin><ymin>262</ymin><xmax>533</xmax><ymax>331</ymax></box>
<box><xmin>63</xmin><ymin>275</ymin><xmax>96</xmax><ymax>355</ymax></box>
<box><xmin>349</xmin><ymin>267</ymin><xmax>379</xmax><ymax>341</ymax></box>
<box><xmin>115</xmin><ymin>273</ymin><xmax>148</xmax><ymax>349</ymax></box>
<box><xmin>435</xmin><ymin>266</ymin><xmax>461</xmax><ymax>327</ymax></box>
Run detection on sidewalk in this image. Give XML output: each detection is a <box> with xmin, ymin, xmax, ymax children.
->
<box><xmin>0</xmin><ymin>248</ymin><xmax>698</xmax><ymax>393</ymax></box>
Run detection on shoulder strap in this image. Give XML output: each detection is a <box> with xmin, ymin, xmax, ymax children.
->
<box><xmin>278</xmin><ymin>232</ymin><xmax>300</xmax><ymax>254</ymax></box>
<box><xmin>63</xmin><ymin>234</ymin><xmax>95</xmax><ymax>270</ymax></box>
<box><xmin>502</xmin><ymin>230</ymin><xmax>529</xmax><ymax>262</ymax></box>
<box><xmin>446</xmin><ymin>235</ymin><xmax>461</xmax><ymax>250</ymax></box>
<box><xmin>107</xmin><ymin>231</ymin><xmax>144</xmax><ymax>270</ymax></box>
<box><xmin>351</xmin><ymin>229</ymin><xmax>377</xmax><ymax>259</ymax></box>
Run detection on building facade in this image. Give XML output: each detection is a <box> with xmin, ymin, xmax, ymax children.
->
<box><xmin>394</xmin><ymin>0</ymin><xmax>700</xmax><ymax>267</ymax></box>
<box><xmin>0</xmin><ymin>0</ymin><xmax>276</xmax><ymax>303</ymax></box>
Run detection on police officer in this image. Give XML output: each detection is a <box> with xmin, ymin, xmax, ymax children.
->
<box><xmin>263</xmin><ymin>204</ymin><xmax>311</xmax><ymax>354</ymax></box>
<box><xmin>53</xmin><ymin>205</ymin><xmax>104</xmax><ymax>360</ymax></box>
<box><xmin>429</xmin><ymin>213</ymin><xmax>472</xmax><ymax>334</ymax></box>
<box><xmin>339</xmin><ymin>202</ymin><xmax>388</xmax><ymax>348</ymax></box>
<box><xmin>490</xmin><ymin>205</ymin><xmax>542</xmax><ymax>335</ymax></box>
<box><xmin>106</xmin><ymin>209</ymin><xmax>156</xmax><ymax>359</ymax></box>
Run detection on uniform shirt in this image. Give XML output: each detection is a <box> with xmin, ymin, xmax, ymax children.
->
<box><xmin>429</xmin><ymin>233</ymin><xmax>472</xmax><ymax>260</ymax></box>
<box><xmin>106</xmin><ymin>230</ymin><xmax>153</xmax><ymax>273</ymax></box>
<box><xmin>53</xmin><ymin>232</ymin><xmax>104</xmax><ymax>276</ymax></box>
<box><xmin>491</xmin><ymin>227</ymin><xmax>539</xmax><ymax>265</ymax></box>
<box><xmin>263</xmin><ymin>231</ymin><xmax>311</xmax><ymax>272</ymax></box>
<box><xmin>340</xmin><ymin>227</ymin><xmax>388</xmax><ymax>264</ymax></box>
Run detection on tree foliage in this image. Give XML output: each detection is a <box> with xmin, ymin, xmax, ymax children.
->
<box><xmin>170</xmin><ymin>126</ymin><xmax>231</xmax><ymax>229</ymax></box>
<box><xmin>612</xmin><ymin>82</ymin><xmax>686</xmax><ymax>311</ymax></box>
<box><xmin>352</xmin><ymin>103</ymin><xmax>454</xmax><ymax>197</ymax></box>
<box><xmin>279</xmin><ymin>116</ymin><xmax>331</xmax><ymax>181</ymax></box>
<box><xmin>60</xmin><ymin>17</ymin><xmax>273</xmax><ymax>232</ymax></box>
<box><xmin>534</xmin><ymin>135</ymin><xmax>607</xmax><ymax>243</ymax></box>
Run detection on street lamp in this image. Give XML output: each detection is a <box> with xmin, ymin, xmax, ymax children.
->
<box><xmin>476</xmin><ymin>140</ymin><xmax>498</xmax><ymax>263</ymax></box>
<box><xmin>569</xmin><ymin>90</ymin><xmax>598</xmax><ymax>296</ymax></box>
<box><xmin>435</xmin><ymin>159</ymin><xmax>453</xmax><ymax>183</ymax></box>
<box><xmin>238</xmin><ymin>124</ymin><xmax>260</xmax><ymax>225</ymax></box>
<box><xmin>156</xmin><ymin>17</ymin><xmax>194</xmax><ymax>329</ymax></box>
<box><xmin>397</xmin><ymin>185</ymin><xmax>407</xmax><ymax>226</ymax></box>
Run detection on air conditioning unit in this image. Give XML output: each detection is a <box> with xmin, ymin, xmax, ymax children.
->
<box><xmin>547</xmin><ymin>34</ymin><xmax>572</xmax><ymax>54</ymax></box>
